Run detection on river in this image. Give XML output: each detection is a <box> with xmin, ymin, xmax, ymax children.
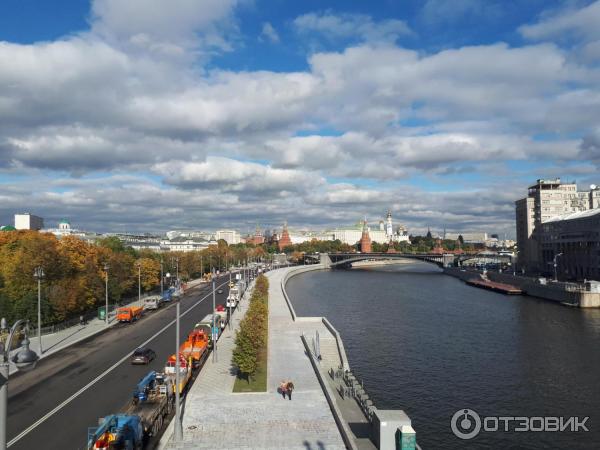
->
<box><xmin>285</xmin><ymin>263</ymin><xmax>600</xmax><ymax>449</ymax></box>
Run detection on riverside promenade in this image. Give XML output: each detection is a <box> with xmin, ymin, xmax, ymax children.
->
<box><xmin>160</xmin><ymin>268</ymin><xmax>347</xmax><ymax>449</ymax></box>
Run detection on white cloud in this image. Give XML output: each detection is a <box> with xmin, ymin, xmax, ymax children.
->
<box><xmin>260</xmin><ymin>22</ymin><xmax>280</xmax><ymax>43</ymax></box>
<box><xmin>91</xmin><ymin>0</ymin><xmax>239</xmax><ymax>56</ymax></box>
<box><xmin>1</xmin><ymin>2</ymin><xmax>599</xmax><ymax>233</ymax></box>
<box><xmin>293</xmin><ymin>12</ymin><xmax>412</xmax><ymax>44</ymax></box>
<box><xmin>519</xmin><ymin>1</ymin><xmax>600</xmax><ymax>41</ymax></box>
<box><xmin>152</xmin><ymin>157</ymin><xmax>325</xmax><ymax>195</ymax></box>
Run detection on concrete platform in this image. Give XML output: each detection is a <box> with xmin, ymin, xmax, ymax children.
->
<box><xmin>160</xmin><ymin>269</ymin><xmax>346</xmax><ymax>449</ymax></box>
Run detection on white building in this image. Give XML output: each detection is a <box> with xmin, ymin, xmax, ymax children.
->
<box><xmin>329</xmin><ymin>213</ymin><xmax>409</xmax><ymax>246</ymax></box>
<box><xmin>215</xmin><ymin>230</ymin><xmax>241</xmax><ymax>245</ymax></box>
<box><xmin>14</xmin><ymin>213</ymin><xmax>44</xmax><ymax>230</ymax></box>
<box><xmin>43</xmin><ymin>219</ymin><xmax>89</xmax><ymax>238</ymax></box>
<box><xmin>160</xmin><ymin>236</ymin><xmax>213</xmax><ymax>252</ymax></box>
<box><xmin>445</xmin><ymin>232</ymin><xmax>488</xmax><ymax>244</ymax></box>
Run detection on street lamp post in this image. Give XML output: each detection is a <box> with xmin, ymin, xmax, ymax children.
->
<box><xmin>212</xmin><ymin>278</ymin><xmax>217</xmax><ymax>362</ymax></box>
<box><xmin>33</xmin><ymin>266</ymin><xmax>44</xmax><ymax>354</ymax></box>
<box><xmin>553</xmin><ymin>252</ymin><xmax>563</xmax><ymax>282</ymax></box>
<box><xmin>174</xmin><ymin>299</ymin><xmax>183</xmax><ymax>441</ymax></box>
<box><xmin>104</xmin><ymin>264</ymin><xmax>109</xmax><ymax>324</ymax></box>
<box><xmin>136</xmin><ymin>261</ymin><xmax>142</xmax><ymax>307</ymax></box>
<box><xmin>160</xmin><ymin>258</ymin><xmax>164</xmax><ymax>295</ymax></box>
<box><xmin>0</xmin><ymin>319</ymin><xmax>39</xmax><ymax>450</ymax></box>
<box><xmin>171</xmin><ymin>257</ymin><xmax>179</xmax><ymax>286</ymax></box>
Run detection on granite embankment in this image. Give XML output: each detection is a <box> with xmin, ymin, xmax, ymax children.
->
<box><xmin>444</xmin><ymin>267</ymin><xmax>600</xmax><ymax>307</ymax></box>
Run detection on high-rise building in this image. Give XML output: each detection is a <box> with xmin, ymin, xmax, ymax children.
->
<box><xmin>539</xmin><ymin>209</ymin><xmax>600</xmax><ymax>280</ymax></box>
<box><xmin>515</xmin><ymin>179</ymin><xmax>599</xmax><ymax>272</ymax></box>
<box><xmin>14</xmin><ymin>213</ymin><xmax>44</xmax><ymax>230</ymax></box>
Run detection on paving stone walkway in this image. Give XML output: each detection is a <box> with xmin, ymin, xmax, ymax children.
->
<box><xmin>160</xmin><ymin>268</ymin><xmax>346</xmax><ymax>450</ymax></box>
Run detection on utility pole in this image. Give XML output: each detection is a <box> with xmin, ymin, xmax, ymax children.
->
<box><xmin>160</xmin><ymin>259</ymin><xmax>164</xmax><ymax>295</ymax></box>
<box><xmin>33</xmin><ymin>267</ymin><xmax>44</xmax><ymax>354</ymax></box>
<box><xmin>137</xmin><ymin>262</ymin><xmax>141</xmax><ymax>307</ymax></box>
<box><xmin>104</xmin><ymin>264</ymin><xmax>109</xmax><ymax>325</ymax></box>
<box><xmin>212</xmin><ymin>277</ymin><xmax>217</xmax><ymax>362</ymax></box>
<box><xmin>174</xmin><ymin>300</ymin><xmax>183</xmax><ymax>441</ymax></box>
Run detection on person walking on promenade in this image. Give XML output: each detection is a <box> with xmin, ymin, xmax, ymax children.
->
<box><xmin>279</xmin><ymin>380</ymin><xmax>287</xmax><ymax>399</ymax></box>
<box><xmin>286</xmin><ymin>381</ymin><xmax>295</xmax><ymax>400</ymax></box>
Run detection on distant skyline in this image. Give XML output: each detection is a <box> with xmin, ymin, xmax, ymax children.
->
<box><xmin>1</xmin><ymin>0</ymin><xmax>599</xmax><ymax>236</ymax></box>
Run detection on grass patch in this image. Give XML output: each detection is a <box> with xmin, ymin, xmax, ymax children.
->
<box><xmin>233</xmin><ymin>347</ymin><xmax>267</xmax><ymax>392</ymax></box>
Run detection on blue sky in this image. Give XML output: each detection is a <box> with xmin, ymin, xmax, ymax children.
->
<box><xmin>1</xmin><ymin>0</ymin><xmax>599</xmax><ymax>236</ymax></box>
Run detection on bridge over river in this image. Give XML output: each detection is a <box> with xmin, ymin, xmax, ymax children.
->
<box><xmin>311</xmin><ymin>252</ymin><xmax>513</xmax><ymax>269</ymax></box>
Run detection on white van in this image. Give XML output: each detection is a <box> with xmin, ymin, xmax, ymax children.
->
<box><xmin>144</xmin><ymin>295</ymin><xmax>162</xmax><ymax>310</ymax></box>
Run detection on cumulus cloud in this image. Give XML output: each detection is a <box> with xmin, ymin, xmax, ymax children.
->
<box><xmin>152</xmin><ymin>157</ymin><xmax>325</xmax><ymax>196</ymax></box>
<box><xmin>0</xmin><ymin>1</ymin><xmax>599</xmax><ymax>234</ymax></box>
<box><xmin>90</xmin><ymin>0</ymin><xmax>239</xmax><ymax>57</ymax></box>
<box><xmin>259</xmin><ymin>22</ymin><xmax>280</xmax><ymax>43</ymax></box>
<box><xmin>293</xmin><ymin>12</ymin><xmax>412</xmax><ymax>44</ymax></box>
<box><xmin>519</xmin><ymin>1</ymin><xmax>600</xmax><ymax>42</ymax></box>
<box><xmin>420</xmin><ymin>0</ymin><xmax>503</xmax><ymax>25</ymax></box>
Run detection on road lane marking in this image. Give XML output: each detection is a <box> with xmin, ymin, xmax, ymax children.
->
<box><xmin>8</xmin><ymin>279</ymin><xmax>231</xmax><ymax>448</ymax></box>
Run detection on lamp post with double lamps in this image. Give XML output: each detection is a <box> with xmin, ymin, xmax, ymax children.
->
<box><xmin>0</xmin><ymin>320</ymin><xmax>39</xmax><ymax>449</ymax></box>
<box><xmin>33</xmin><ymin>266</ymin><xmax>44</xmax><ymax>354</ymax></box>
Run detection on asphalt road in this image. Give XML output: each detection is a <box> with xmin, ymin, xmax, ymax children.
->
<box><xmin>7</xmin><ymin>274</ymin><xmax>240</xmax><ymax>450</ymax></box>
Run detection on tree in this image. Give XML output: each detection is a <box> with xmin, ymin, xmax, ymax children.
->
<box><xmin>232</xmin><ymin>325</ymin><xmax>257</xmax><ymax>380</ymax></box>
<box><xmin>136</xmin><ymin>257</ymin><xmax>160</xmax><ymax>291</ymax></box>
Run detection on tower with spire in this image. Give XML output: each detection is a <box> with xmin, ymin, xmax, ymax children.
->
<box><xmin>359</xmin><ymin>218</ymin><xmax>372</xmax><ymax>253</ymax></box>
<box><xmin>278</xmin><ymin>221</ymin><xmax>292</xmax><ymax>251</ymax></box>
<box><xmin>385</xmin><ymin>210</ymin><xmax>393</xmax><ymax>239</ymax></box>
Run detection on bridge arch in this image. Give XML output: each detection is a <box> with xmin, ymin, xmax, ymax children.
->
<box><xmin>320</xmin><ymin>252</ymin><xmax>454</xmax><ymax>268</ymax></box>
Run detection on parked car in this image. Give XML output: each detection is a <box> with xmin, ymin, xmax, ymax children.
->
<box><xmin>131</xmin><ymin>347</ymin><xmax>156</xmax><ymax>365</ymax></box>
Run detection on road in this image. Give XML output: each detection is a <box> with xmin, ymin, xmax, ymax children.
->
<box><xmin>7</xmin><ymin>273</ymin><xmax>240</xmax><ymax>450</ymax></box>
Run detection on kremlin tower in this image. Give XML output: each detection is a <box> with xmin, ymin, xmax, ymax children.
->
<box><xmin>278</xmin><ymin>221</ymin><xmax>292</xmax><ymax>251</ymax></box>
<box><xmin>359</xmin><ymin>218</ymin><xmax>372</xmax><ymax>253</ymax></box>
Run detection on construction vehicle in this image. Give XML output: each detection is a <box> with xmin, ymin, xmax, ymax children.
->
<box><xmin>117</xmin><ymin>306</ymin><xmax>143</xmax><ymax>323</ymax></box>
<box><xmin>165</xmin><ymin>353</ymin><xmax>192</xmax><ymax>394</ymax></box>
<box><xmin>87</xmin><ymin>371</ymin><xmax>173</xmax><ymax>449</ymax></box>
<box><xmin>195</xmin><ymin>314</ymin><xmax>223</xmax><ymax>348</ymax></box>
<box><xmin>87</xmin><ymin>414</ymin><xmax>143</xmax><ymax>450</ymax></box>
<box><xmin>179</xmin><ymin>329</ymin><xmax>209</xmax><ymax>368</ymax></box>
<box><xmin>214</xmin><ymin>305</ymin><xmax>228</xmax><ymax>328</ymax></box>
<box><xmin>226</xmin><ymin>281</ymin><xmax>238</xmax><ymax>308</ymax></box>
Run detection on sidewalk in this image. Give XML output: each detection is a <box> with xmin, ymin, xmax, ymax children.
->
<box><xmin>160</xmin><ymin>268</ymin><xmax>346</xmax><ymax>449</ymax></box>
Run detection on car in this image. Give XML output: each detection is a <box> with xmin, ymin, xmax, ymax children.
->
<box><xmin>131</xmin><ymin>347</ymin><xmax>156</xmax><ymax>365</ymax></box>
<box><xmin>217</xmin><ymin>289</ymin><xmax>223</xmax><ymax>294</ymax></box>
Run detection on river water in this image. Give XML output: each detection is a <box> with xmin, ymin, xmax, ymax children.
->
<box><xmin>286</xmin><ymin>263</ymin><xmax>600</xmax><ymax>449</ymax></box>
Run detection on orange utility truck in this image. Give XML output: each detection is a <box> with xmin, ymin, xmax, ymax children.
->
<box><xmin>179</xmin><ymin>329</ymin><xmax>209</xmax><ymax>368</ymax></box>
<box><xmin>117</xmin><ymin>306</ymin><xmax>143</xmax><ymax>323</ymax></box>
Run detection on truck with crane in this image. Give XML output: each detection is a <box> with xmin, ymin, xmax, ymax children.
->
<box><xmin>87</xmin><ymin>371</ymin><xmax>173</xmax><ymax>449</ymax></box>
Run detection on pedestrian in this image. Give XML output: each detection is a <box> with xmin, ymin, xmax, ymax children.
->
<box><xmin>279</xmin><ymin>381</ymin><xmax>287</xmax><ymax>399</ymax></box>
<box><xmin>80</xmin><ymin>315</ymin><xmax>85</xmax><ymax>326</ymax></box>
<box><xmin>286</xmin><ymin>381</ymin><xmax>295</xmax><ymax>400</ymax></box>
